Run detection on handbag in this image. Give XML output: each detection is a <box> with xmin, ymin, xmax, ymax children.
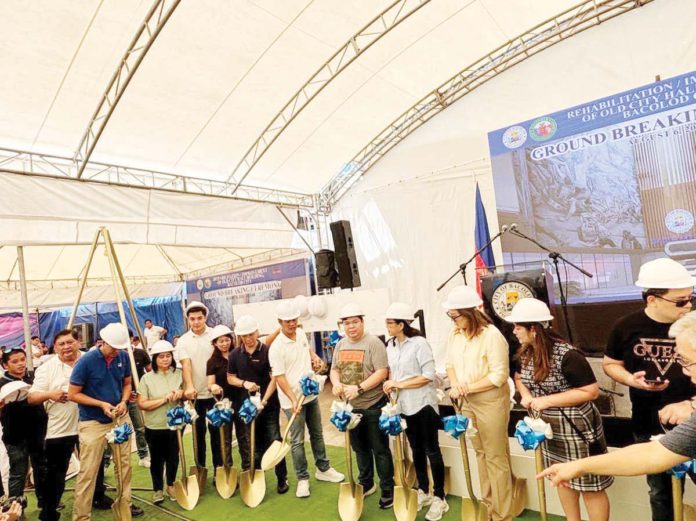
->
<box><xmin>558</xmin><ymin>407</ymin><xmax>606</xmax><ymax>456</ymax></box>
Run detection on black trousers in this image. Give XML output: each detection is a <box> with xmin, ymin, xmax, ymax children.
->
<box><xmin>403</xmin><ymin>405</ymin><xmax>446</xmax><ymax>499</ymax></box>
<box><xmin>254</xmin><ymin>407</ymin><xmax>287</xmax><ymax>482</ymax></box>
<box><xmin>145</xmin><ymin>428</ymin><xmax>179</xmax><ymax>491</ymax></box>
<box><xmin>43</xmin><ymin>435</ymin><xmax>77</xmax><ymax>521</ymax></box>
<box><xmin>193</xmin><ymin>398</ymin><xmax>250</xmax><ymax>469</ymax></box>
<box><xmin>351</xmin><ymin>401</ymin><xmax>394</xmax><ymax>493</ymax></box>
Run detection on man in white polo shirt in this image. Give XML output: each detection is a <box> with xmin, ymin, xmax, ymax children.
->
<box><xmin>269</xmin><ymin>300</ymin><xmax>343</xmax><ymax>498</ymax></box>
<box><xmin>143</xmin><ymin>319</ymin><xmax>167</xmax><ymax>351</ymax></box>
<box><xmin>179</xmin><ymin>301</ymin><xmax>216</xmax><ymax>471</ymax></box>
<box><xmin>29</xmin><ymin>329</ymin><xmax>82</xmax><ymax>521</ymax></box>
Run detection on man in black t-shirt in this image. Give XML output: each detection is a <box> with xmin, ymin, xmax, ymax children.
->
<box><xmin>227</xmin><ymin>315</ymin><xmax>289</xmax><ymax>494</ymax></box>
<box><xmin>604</xmin><ymin>258</ymin><xmax>695</xmax><ymax>521</ymax></box>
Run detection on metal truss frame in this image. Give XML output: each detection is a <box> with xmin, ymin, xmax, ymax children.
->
<box><xmin>74</xmin><ymin>0</ymin><xmax>181</xmax><ymax>179</ymax></box>
<box><xmin>318</xmin><ymin>0</ymin><xmax>653</xmax><ymax>212</ymax></box>
<box><xmin>225</xmin><ymin>0</ymin><xmax>432</xmax><ymax>192</ymax></box>
<box><xmin>0</xmin><ymin>148</ymin><xmax>315</xmax><ymax>208</ymax></box>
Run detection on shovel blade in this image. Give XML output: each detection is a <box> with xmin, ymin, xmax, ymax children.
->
<box><xmin>393</xmin><ymin>486</ymin><xmax>418</xmax><ymax>521</ymax></box>
<box><xmin>685</xmin><ymin>502</ymin><xmax>696</xmax><ymax>521</ymax></box>
<box><xmin>260</xmin><ymin>440</ymin><xmax>290</xmax><ymax>471</ymax></box>
<box><xmin>111</xmin><ymin>497</ymin><xmax>131</xmax><ymax>521</ymax></box>
<box><xmin>338</xmin><ymin>482</ymin><xmax>364</xmax><ymax>521</ymax></box>
<box><xmin>215</xmin><ymin>466</ymin><xmax>237</xmax><ymax>499</ymax></box>
<box><xmin>240</xmin><ymin>469</ymin><xmax>266</xmax><ymax>508</ymax></box>
<box><xmin>174</xmin><ymin>476</ymin><xmax>200</xmax><ymax>511</ymax></box>
<box><xmin>189</xmin><ymin>465</ymin><xmax>208</xmax><ymax>492</ymax></box>
<box><xmin>511</xmin><ymin>475</ymin><xmax>527</xmax><ymax>517</ymax></box>
<box><xmin>460</xmin><ymin>498</ymin><xmax>479</xmax><ymax>521</ymax></box>
<box><xmin>403</xmin><ymin>458</ymin><xmax>416</xmax><ymax>489</ymax></box>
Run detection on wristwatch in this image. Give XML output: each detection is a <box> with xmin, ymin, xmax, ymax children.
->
<box><xmin>357</xmin><ymin>384</ymin><xmax>365</xmax><ymax>396</ymax></box>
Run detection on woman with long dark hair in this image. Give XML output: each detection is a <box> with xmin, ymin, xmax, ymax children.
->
<box><xmin>443</xmin><ymin>285</ymin><xmax>513</xmax><ymax>521</ymax></box>
<box><xmin>206</xmin><ymin>325</ymin><xmax>250</xmax><ymax>471</ymax></box>
<box><xmin>137</xmin><ymin>341</ymin><xmax>183</xmax><ymax>503</ymax></box>
<box><xmin>508</xmin><ymin>298</ymin><xmax>611</xmax><ymax>521</ymax></box>
<box><xmin>382</xmin><ymin>302</ymin><xmax>448</xmax><ymax>521</ymax></box>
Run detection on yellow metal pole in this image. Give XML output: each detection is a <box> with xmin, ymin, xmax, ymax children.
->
<box><xmin>67</xmin><ymin>228</ymin><xmax>102</xmax><ymax>329</ymax></box>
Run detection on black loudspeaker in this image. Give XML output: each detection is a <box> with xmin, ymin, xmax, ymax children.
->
<box><xmin>330</xmin><ymin>220</ymin><xmax>361</xmax><ymax>289</ymax></box>
<box><xmin>314</xmin><ymin>249</ymin><xmax>339</xmax><ymax>290</ymax></box>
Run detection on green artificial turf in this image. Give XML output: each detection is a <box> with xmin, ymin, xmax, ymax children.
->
<box><xmin>23</xmin><ymin>437</ymin><xmax>562</xmax><ymax>520</ymax></box>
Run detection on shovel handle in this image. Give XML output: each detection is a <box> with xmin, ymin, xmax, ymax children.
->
<box><xmin>249</xmin><ymin>419</ymin><xmax>256</xmax><ymax>474</ymax></box>
<box><xmin>535</xmin><ymin>446</ymin><xmax>547</xmax><ymax>521</ymax></box>
<box><xmin>345</xmin><ymin>430</ymin><xmax>356</xmax><ymax>496</ymax></box>
<box><xmin>177</xmin><ymin>429</ymin><xmax>188</xmax><ymax>483</ymax></box>
<box><xmin>672</xmin><ymin>475</ymin><xmax>683</xmax><ymax>521</ymax></box>
<box><xmin>281</xmin><ymin>395</ymin><xmax>306</xmax><ymax>442</ymax></box>
<box><xmin>219</xmin><ymin>425</ymin><xmax>228</xmax><ymax>469</ymax></box>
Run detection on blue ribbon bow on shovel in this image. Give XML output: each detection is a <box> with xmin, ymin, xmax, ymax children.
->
<box><xmin>442</xmin><ymin>414</ymin><xmax>469</xmax><ymax>440</ymax></box>
<box><xmin>329</xmin><ymin>401</ymin><xmax>362</xmax><ymax>432</ymax></box>
<box><xmin>166</xmin><ymin>405</ymin><xmax>192</xmax><ymax>430</ymax></box>
<box><xmin>300</xmin><ymin>375</ymin><xmax>321</xmax><ymax>396</ymax></box>
<box><xmin>668</xmin><ymin>460</ymin><xmax>695</xmax><ymax>479</ymax></box>
<box><xmin>206</xmin><ymin>399</ymin><xmax>234</xmax><ymax>428</ymax></box>
<box><xmin>238</xmin><ymin>398</ymin><xmax>259</xmax><ymax>425</ymax></box>
<box><xmin>514</xmin><ymin>420</ymin><xmax>547</xmax><ymax>451</ymax></box>
<box><xmin>106</xmin><ymin>423</ymin><xmax>134</xmax><ymax>444</ymax></box>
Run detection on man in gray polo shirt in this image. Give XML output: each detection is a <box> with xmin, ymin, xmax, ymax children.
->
<box><xmin>330</xmin><ymin>303</ymin><xmax>394</xmax><ymax>509</ymax></box>
<box><xmin>539</xmin><ymin>311</ymin><xmax>696</xmax><ymax>486</ymax></box>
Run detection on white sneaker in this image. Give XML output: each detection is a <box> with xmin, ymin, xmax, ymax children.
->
<box><xmin>425</xmin><ymin>497</ymin><xmax>450</xmax><ymax>521</ymax></box>
<box><xmin>417</xmin><ymin>489</ymin><xmax>433</xmax><ymax>511</ymax></box>
<box><xmin>296</xmin><ymin>479</ymin><xmax>311</xmax><ymax>498</ymax></box>
<box><xmin>362</xmin><ymin>483</ymin><xmax>377</xmax><ymax>497</ymax></box>
<box><xmin>139</xmin><ymin>457</ymin><xmax>151</xmax><ymax>469</ymax></box>
<box><xmin>315</xmin><ymin>467</ymin><xmax>344</xmax><ymax>483</ymax></box>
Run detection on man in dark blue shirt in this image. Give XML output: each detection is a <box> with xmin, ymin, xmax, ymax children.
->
<box><xmin>68</xmin><ymin>323</ymin><xmax>141</xmax><ymax>521</ymax></box>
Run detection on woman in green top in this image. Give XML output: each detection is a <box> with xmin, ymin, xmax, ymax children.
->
<box><xmin>137</xmin><ymin>340</ymin><xmax>183</xmax><ymax>504</ymax></box>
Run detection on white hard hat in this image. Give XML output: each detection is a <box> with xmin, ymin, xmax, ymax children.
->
<box><xmin>442</xmin><ymin>285</ymin><xmax>482</xmax><ymax>310</ymax></box>
<box><xmin>99</xmin><ymin>323</ymin><xmax>131</xmax><ymax>350</ymax></box>
<box><xmin>149</xmin><ymin>340</ymin><xmax>175</xmax><ymax>356</ymax></box>
<box><xmin>276</xmin><ymin>300</ymin><xmax>301</xmax><ymax>321</ymax></box>
<box><xmin>338</xmin><ymin>303</ymin><xmax>364</xmax><ymax>320</ymax></box>
<box><xmin>308</xmin><ymin>296</ymin><xmax>328</xmax><ymax>318</ymax></box>
<box><xmin>385</xmin><ymin>302</ymin><xmax>414</xmax><ymax>321</ymax></box>
<box><xmin>635</xmin><ymin>258</ymin><xmax>696</xmax><ymax>289</ymax></box>
<box><xmin>504</xmin><ymin>298</ymin><xmax>554</xmax><ymax>323</ymax></box>
<box><xmin>0</xmin><ymin>380</ymin><xmax>31</xmax><ymax>404</ymax></box>
<box><xmin>210</xmin><ymin>324</ymin><xmax>234</xmax><ymax>342</ymax></box>
<box><xmin>235</xmin><ymin>315</ymin><xmax>259</xmax><ymax>336</ymax></box>
<box><xmin>294</xmin><ymin>295</ymin><xmax>311</xmax><ymax>320</ymax></box>
<box><xmin>185</xmin><ymin>300</ymin><xmax>209</xmax><ymax>315</ymax></box>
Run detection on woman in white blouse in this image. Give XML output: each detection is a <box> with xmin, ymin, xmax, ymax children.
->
<box><xmin>444</xmin><ymin>285</ymin><xmax>513</xmax><ymax>521</ymax></box>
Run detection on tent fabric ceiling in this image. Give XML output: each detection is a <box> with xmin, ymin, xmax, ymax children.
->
<box><xmin>1</xmin><ymin>0</ymin><xmax>587</xmax><ymax>194</ymax></box>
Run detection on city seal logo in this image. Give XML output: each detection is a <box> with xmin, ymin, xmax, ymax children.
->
<box><xmin>491</xmin><ymin>281</ymin><xmax>535</xmax><ymax>319</ymax></box>
<box><xmin>502</xmin><ymin>126</ymin><xmax>527</xmax><ymax>149</ymax></box>
<box><xmin>529</xmin><ymin>116</ymin><xmax>558</xmax><ymax>142</ymax></box>
<box><xmin>665</xmin><ymin>209</ymin><xmax>694</xmax><ymax>234</ymax></box>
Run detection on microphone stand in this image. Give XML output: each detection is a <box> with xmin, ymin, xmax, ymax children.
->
<box><xmin>508</xmin><ymin>227</ymin><xmax>593</xmax><ymax>344</ymax></box>
<box><xmin>437</xmin><ymin>227</ymin><xmax>509</xmax><ymax>291</ymax></box>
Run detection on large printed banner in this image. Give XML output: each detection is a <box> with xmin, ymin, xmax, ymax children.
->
<box><xmin>488</xmin><ymin>70</ymin><xmax>696</xmax><ymax>302</ymax></box>
<box><xmin>186</xmin><ymin>259</ymin><xmax>310</xmax><ymax>327</ymax></box>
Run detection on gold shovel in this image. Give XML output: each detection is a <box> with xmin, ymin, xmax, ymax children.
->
<box><xmin>240</xmin><ymin>416</ymin><xmax>266</xmax><ymax>507</ymax></box>
<box><xmin>401</xmin><ymin>435</ymin><xmax>417</xmax><ymax>489</ymax></box>
<box><xmin>215</xmin><ymin>425</ymin><xmax>238</xmax><ymax>499</ymax></box>
<box><xmin>261</xmin><ymin>395</ymin><xmax>306</xmax><ymax>470</ymax></box>
<box><xmin>338</xmin><ymin>429</ymin><xmax>364</xmax><ymax>521</ymax></box>
<box><xmin>110</xmin><ymin>417</ymin><xmax>131</xmax><ymax>521</ymax></box>
<box><xmin>534</xmin><ymin>446</ymin><xmax>547</xmax><ymax>521</ymax></box>
<box><xmin>393</xmin><ymin>423</ymin><xmax>418</xmax><ymax>521</ymax></box>
<box><xmin>189</xmin><ymin>406</ymin><xmax>208</xmax><ymax>492</ymax></box>
<box><xmin>453</xmin><ymin>398</ymin><xmax>487</xmax><ymax>521</ymax></box>
<box><xmin>174</xmin><ymin>428</ymin><xmax>200</xmax><ymax>510</ymax></box>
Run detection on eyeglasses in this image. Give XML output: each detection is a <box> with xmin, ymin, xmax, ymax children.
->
<box><xmin>446</xmin><ymin>312</ymin><xmax>462</xmax><ymax>321</ymax></box>
<box><xmin>655</xmin><ymin>294</ymin><xmax>696</xmax><ymax>308</ymax></box>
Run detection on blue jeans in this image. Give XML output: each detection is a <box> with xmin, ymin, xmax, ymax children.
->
<box><xmin>284</xmin><ymin>398</ymin><xmax>330</xmax><ymax>480</ymax></box>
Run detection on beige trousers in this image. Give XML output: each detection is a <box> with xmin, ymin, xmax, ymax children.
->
<box><xmin>460</xmin><ymin>383</ymin><xmax>513</xmax><ymax>521</ymax></box>
<box><xmin>72</xmin><ymin>420</ymin><xmax>132</xmax><ymax>521</ymax></box>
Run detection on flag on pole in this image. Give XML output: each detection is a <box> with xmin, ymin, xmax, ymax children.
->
<box><xmin>474</xmin><ymin>183</ymin><xmax>495</xmax><ymax>296</ymax></box>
